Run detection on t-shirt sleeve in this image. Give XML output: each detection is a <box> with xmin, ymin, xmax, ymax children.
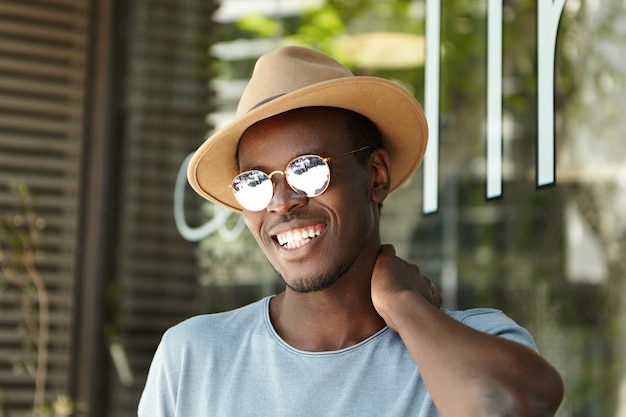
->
<box><xmin>445</xmin><ymin>308</ymin><xmax>538</xmax><ymax>351</ymax></box>
<box><xmin>138</xmin><ymin>332</ymin><xmax>178</xmax><ymax>417</ymax></box>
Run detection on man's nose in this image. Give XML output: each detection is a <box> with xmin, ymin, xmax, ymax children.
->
<box><xmin>266</xmin><ymin>174</ymin><xmax>307</xmax><ymax>213</ymax></box>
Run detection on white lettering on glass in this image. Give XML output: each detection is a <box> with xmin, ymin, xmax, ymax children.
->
<box><xmin>423</xmin><ymin>0</ymin><xmax>441</xmax><ymax>214</ymax></box>
<box><xmin>487</xmin><ymin>0</ymin><xmax>503</xmax><ymax>199</ymax></box>
<box><xmin>422</xmin><ymin>1</ymin><xmax>563</xmax><ymax>213</ymax></box>
<box><xmin>537</xmin><ymin>0</ymin><xmax>565</xmax><ymax>187</ymax></box>
<box><xmin>174</xmin><ymin>152</ymin><xmax>246</xmax><ymax>242</ymax></box>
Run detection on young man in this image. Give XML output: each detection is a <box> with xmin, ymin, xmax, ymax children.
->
<box><xmin>139</xmin><ymin>46</ymin><xmax>563</xmax><ymax>416</ymax></box>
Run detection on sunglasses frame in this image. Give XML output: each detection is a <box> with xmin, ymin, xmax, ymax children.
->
<box><xmin>231</xmin><ymin>146</ymin><xmax>371</xmax><ymax>211</ymax></box>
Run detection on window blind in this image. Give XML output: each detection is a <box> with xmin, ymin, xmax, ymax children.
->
<box><xmin>0</xmin><ymin>1</ymin><xmax>91</xmax><ymax>416</ymax></box>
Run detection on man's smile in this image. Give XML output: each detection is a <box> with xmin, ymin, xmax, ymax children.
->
<box><xmin>274</xmin><ymin>224</ymin><xmax>327</xmax><ymax>250</ymax></box>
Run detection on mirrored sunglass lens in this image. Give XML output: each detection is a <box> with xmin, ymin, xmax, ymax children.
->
<box><xmin>286</xmin><ymin>156</ymin><xmax>330</xmax><ymax>196</ymax></box>
<box><xmin>232</xmin><ymin>171</ymin><xmax>273</xmax><ymax>211</ymax></box>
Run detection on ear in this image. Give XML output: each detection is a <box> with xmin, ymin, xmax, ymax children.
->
<box><xmin>369</xmin><ymin>149</ymin><xmax>391</xmax><ymax>204</ymax></box>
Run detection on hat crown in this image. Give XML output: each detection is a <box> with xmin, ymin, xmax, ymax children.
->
<box><xmin>236</xmin><ymin>46</ymin><xmax>354</xmax><ymax>116</ymax></box>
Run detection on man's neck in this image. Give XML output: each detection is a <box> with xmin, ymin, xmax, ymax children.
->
<box><xmin>268</xmin><ymin>284</ymin><xmax>386</xmax><ymax>352</ymax></box>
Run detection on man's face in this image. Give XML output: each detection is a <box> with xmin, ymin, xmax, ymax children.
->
<box><xmin>237</xmin><ymin>107</ymin><xmax>383</xmax><ymax>292</ymax></box>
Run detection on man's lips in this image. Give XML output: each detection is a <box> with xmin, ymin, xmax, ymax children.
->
<box><xmin>273</xmin><ymin>224</ymin><xmax>327</xmax><ymax>250</ymax></box>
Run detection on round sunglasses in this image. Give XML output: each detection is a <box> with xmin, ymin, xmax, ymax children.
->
<box><xmin>231</xmin><ymin>146</ymin><xmax>371</xmax><ymax>211</ymax></box>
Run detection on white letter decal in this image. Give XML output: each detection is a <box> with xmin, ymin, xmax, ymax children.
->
<box><xmin>537</xmin><ymin>0</ymin><xmax>566</xmax><ymax>187</ymax></box>
<box><xmin>487</xmin><ymin>0</ymin><xmax>503</xmax><ymax>199</ymax></box>
<box><xmin>423</xmin><ymin>0</ymin><xmax>441</xmax><ymax>214</ymax></box>
<box><xmin>174</xmin><ymin>153</ymin><xmax>246</xmax><ymax>242</ymax></box>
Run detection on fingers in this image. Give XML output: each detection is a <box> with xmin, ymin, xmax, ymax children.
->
<box><xmin>378</xmin><ymin>243</ymin><xmax>396</xmax><ymax>257</ymax></box>
<box><xmin>376</xmin><ymin>244</ymin><xmax>442</xmax><ymax>308</ymax></box>
<box><xmin>422</xmin><ymin>275</ymin><xmax>444</xmax><ymax>309</ymax></box>
<box><xmin>377</xmin><ymin>244</ymin><xmax>421</xmax><ymax>274</ymax></box>
<box><xmin>430</xmin><ymin>280</ymin><xmax>443</xmax><ymax>308</ymax></box>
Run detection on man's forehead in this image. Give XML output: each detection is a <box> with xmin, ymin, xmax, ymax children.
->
<box><xmin>243</xmin><ymin>107</ymin><xmax>349</xmax><ymax>135</ymax></box>
<box><xmin>237</xmin><ymin>107</ymin><xmax>351</xmax><ymax>157</ymax></box>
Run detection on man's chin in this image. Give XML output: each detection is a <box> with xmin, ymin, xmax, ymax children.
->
<box><xmin>283</xmin><ymin>274</ymin><xmax>341</xmax><ymax>293</ymax></box>
<box><xmin>279</xmin><ymin>257</ymin><xmax>356</xmax><ymax>294</ymax></box>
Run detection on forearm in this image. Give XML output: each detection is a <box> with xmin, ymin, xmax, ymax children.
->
<box><xmin>388</xmin><ymin>291</ymin><xmax>563</xmax><ymax>417</ymax></box>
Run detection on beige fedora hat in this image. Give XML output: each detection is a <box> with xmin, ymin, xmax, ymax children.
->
<box><xmin>187</xmin><ymin>46</ymin><xmax>428</xmax><ymax>212</ymax></box>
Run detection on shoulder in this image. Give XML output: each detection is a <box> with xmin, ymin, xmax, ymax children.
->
<box><xmin>444</xmin><ymin>308</ymin><xmax>537</xmax><ymax>350</ymax></box>
<box><xmin>445</xmin><ymin>307</ymin><xmax>518</xmax><ymax>329</ymax></box>
<box><xmin>161</xmin><ymin>297</ymin><xmax>269</xmax><ymax>348</ymax></box>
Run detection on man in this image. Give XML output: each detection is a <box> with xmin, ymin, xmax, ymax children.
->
<box><xmin>139</xmin><ymin>46</ymin><xmax>563</xmax><ymax>416</ymax></box>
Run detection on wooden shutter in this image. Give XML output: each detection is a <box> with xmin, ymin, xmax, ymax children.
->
<box><xmin>0</xmin><ymin>0</ymin><xmax>91</xmax><ymax>416</ymax></box>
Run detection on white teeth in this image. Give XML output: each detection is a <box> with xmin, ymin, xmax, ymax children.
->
<box><xmin>277</xmin><ymin>228</ymin><xmax>321</xmax><ymax>249</ymax></box>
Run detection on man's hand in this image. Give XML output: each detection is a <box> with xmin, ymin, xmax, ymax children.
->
<box><xmin>370</xmin><ymin>245</ymin><xmax>563</xmax><ymax>417</ymax></box>
<box><xmin>371</xmin><ymin>244</ymin><xmax>442</xmax><ymax>330</ymax></box>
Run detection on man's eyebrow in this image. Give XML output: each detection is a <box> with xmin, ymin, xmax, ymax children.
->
<box><xmin>235</xmin><ymin>151</ymin><xmax>266</xmax><ymax>172</ymax></box>
<box><xmin>238</xmin><ymin>157</ymin><xmax>274</xmax><ymax>173</ymax></box>
<box><xmin>240</xmin><ymin>163</ymin><xmax>266</xmax><ymax>172</ymax></box>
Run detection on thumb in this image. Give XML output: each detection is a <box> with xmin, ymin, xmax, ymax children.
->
<box><xmin>378</xmin><ymin>243</ymin><xmax>396</xmax><ymax>257</ymax></box>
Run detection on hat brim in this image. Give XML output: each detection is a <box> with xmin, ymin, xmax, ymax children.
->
<box><xmin>187</xmin><ymin>76</ymin><xmax>428</xmax><ymax>213</ymax></box>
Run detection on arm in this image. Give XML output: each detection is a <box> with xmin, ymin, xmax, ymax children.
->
<box><xmin>371</xmin><ymin>244</ymin><xmax>564</xmax><ymax>417</ymax></box>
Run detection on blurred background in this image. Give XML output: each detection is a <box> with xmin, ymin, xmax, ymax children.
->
<box><xmin>0</xmin><ymin>0</ymin><xmax>625</xmax><ymax>416</ymax></box>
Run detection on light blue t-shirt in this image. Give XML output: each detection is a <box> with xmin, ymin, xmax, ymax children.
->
<box><xmin>138</xmin><ymin>296</ymin><xmax>536</xmax><ymax>417</ymax></box>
